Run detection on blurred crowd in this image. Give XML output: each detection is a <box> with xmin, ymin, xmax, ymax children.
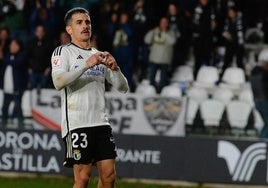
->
<box><xmin>0</xmin><ymin>0</ymin><xmax>268</xmax><ymax>127</ymax></box>
<box><xmin>1</xmin><ymin>0</ymin><xmax>267</xmax><ymax>90</ymax></box>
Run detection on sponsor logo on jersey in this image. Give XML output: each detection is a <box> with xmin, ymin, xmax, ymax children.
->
<box><xmin>143</xmin><ymin>97</ymin><xmax>181</xmax><ymax>135</ymax></box>
<box><xmin>77</xmin><ymin>55</ymin><xmax>83</xmax><ymax>59</ymax></box>
<box><xmin>85</xmin><ymin>65</ymin><xmax>105</xmax><ymax>77</ymax></box>
<box><xmin>217</xmin><ymin>140</ymin><xmax>267</xmax><ymax>182</ymax></box>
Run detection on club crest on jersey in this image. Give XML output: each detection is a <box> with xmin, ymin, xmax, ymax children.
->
<box><xmin>143</xmin><ymin>97</ymin><xmax>181</xmax><ymax>135</ymax></box>
<box><xmin>73</xmin><ymin>149</ymin><xmax>81</xmax><ymax>160</ymax></box>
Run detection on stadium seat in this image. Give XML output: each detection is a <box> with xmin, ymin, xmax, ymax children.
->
<box><xmin>185</xmin><ymin>98</ymin><xmax>199</xmax><ymax>126</ymax></box>
<box><xmin>186</xmin><ymin>86</ymin><xmax>208</xmax><ymax>104</ymax></box>
<box><xmin>185</xmin><ymin>98</ymin><xmax>206</xmax><ymax>134</ymax></box>
<box><xmin>171</xmin><ymin>65</ymin><xmax>194</xmax><ymax>83</ymax></box>
<box><xmin>226</xmin><ymin>100</ymin><xmax>252</xmax><ymax>136</ymax></box>
<box><xmin>238</xmin><ymin>89</ymin><xmax>264</xmax><ymax>136</ymax></box>
<box><xmin>238</xmin><ymin>89</ymin><xmax>254</xmax><ymax>107</ymax></box>
<box><xmin>220</xmin><ymin>67</ymin><xmax>246</xmax><ymax>91</ymax></box>
<box><xmin>160</xmin><ymin>83</ymin><xmax>182</xmax><ymax>98</ymax></box>
<box><xmin>170</xmin><ymin>65</ymin><xmax>194</xmax><ymax>94</ymax></box>
<box><xmin>212</xmin><ymin>87</ymin><xmax>234</xmax><ymax>105</ymax></box>
<box><xmin>185</xmin><ymin>87</ymin><xmax>208</xmax><ymax>133</ymax></box>
<box><xmin>200</xmin><ymin>99</ymin><xmax>225</xmax><ymax>126</ymax></box>
<box><xmin>193</xmin><ymin>66</ymin><xmax>219</xmax><ymax>92</ymax></box>
<box><xmin>200</xmin><ymin>99</ymin><xmax>225</xmax><ymax>135</ymax></box>
<box><xmin>135</xmin><ymin>79</ymin><xmax>156</xmax><ymax>96</ymax></box>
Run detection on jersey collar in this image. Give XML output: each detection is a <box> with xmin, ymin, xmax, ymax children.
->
<box><xmin>70</xmin><ymin>42</ymin><xmax>92</xmax><ymax>51</ymax></box>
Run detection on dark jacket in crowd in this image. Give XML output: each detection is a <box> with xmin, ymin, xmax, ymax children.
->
<box><xmin>26</xmin><ymin>37</ymin><xmax>53</xmax><ymax>73</ymax></box>
<box><xmin>3</xmin><ymin>52</ymin><xmax>29</xmax><ymax>91</ymax></box>
<box><xmin>192</xmin><ymin>2</ymin><xmax>215</xmax><ymax>38</ymax></box>
<box><xmin>223</xmin><ymin>12</ymin><xmax>244</xmax><ymax>46</ymax></box>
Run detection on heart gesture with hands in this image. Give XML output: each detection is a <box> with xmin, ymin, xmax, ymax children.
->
<box><xmin>86</xmin><ymin>51</ymin><xmax>119</xmax><ymax>71</ymax></box>
<box><xmin>98</xmin><ymin>51</ymin><xmax>119</xmax><ymax>71</ymax></box>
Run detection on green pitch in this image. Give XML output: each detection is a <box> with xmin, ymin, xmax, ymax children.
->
<box><xmin>0</xmin><ymin>176</ymin><xmax>200</xmax><ymax>188</ymax></box>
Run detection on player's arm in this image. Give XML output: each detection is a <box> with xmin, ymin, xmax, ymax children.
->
<box><xmin>106</xmin><ymin>68</ymin><xmax>129</xmax><ymax>93</ymax></box>
<box><xmin>102</xmin><ymin>52</ymin><xmax>129</xmax><ymax>93</ymax></box>
<box><xmin>52</xmin><ymin>64</ymin><xmax>88</xmax><ymax>90</ymax></box>
<box><xmin>51</xmin><ymin>48</ymin><xmax>102</xmax><ymax>90</ymax></box>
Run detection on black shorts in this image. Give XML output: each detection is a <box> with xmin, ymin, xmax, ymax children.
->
<box><xmin>62</xmin><ymin>126</ymin><xmax>117</xmax><ymax>167</ymax></box>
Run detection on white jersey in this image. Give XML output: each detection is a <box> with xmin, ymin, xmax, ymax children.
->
<box><xmin>51</xmin><ymin>43</ymin><xmax>129</xmax><ymax>137</ymax></box>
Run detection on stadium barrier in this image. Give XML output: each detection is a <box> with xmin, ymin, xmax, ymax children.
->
<box><xmin>0</xmin><ymin>129</ymin><xmax>267</xmax><ymax>185</ymax></box>
<box><xmin>28</xmin><ymin>88</ymin><xmax>186</xmax><ymax>136</ymax></box>
<box><xmin>0</xmin><ymin>89</ymin><xmax>267</xmax><ymax>185</ymax></box>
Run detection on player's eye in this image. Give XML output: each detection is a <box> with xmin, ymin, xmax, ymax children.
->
<box><xmin>85</xmin><ymin>20</ymin><xmax>91</xmax><ymax>25</ymax></box>
<box><xmin>76</xmin><ymin>20</ymin><xmax>82</xmax><ymax>24</ymax></box>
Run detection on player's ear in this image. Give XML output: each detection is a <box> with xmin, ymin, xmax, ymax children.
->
<box><xmin>66</xmin><ymin>26</ymin><xmax>72</xmax><ymax>35</ymax></box>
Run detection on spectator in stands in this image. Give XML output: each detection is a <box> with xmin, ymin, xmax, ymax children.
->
<box><xmin>2</xmin><ymin>0</ymin><xmax>28</xmax><ymax>45</ymax></box>
<box><xmin>110</xmin><ymin>12</ymin><xmax>134</xmax><ymax>91</ymax></box>
<box><xmin>111</xmin><ymin>1</ymin><xmax>122</xmax><ymax>15</ymax></box>
<box><xmin>212</xmin><ymin>0</ymin><xmax>228</xmax><ymax>47</ymax></box>
<box><xmin>107</xmin><ymin>12</ymin><xmax>119</xmax><ymax>45</ymax></box>
<box><xmin>0</xmin><ymin>27</ymin><xmax>11</xmax><ymax>89</ymax></box>
<box><xmin>0</xmin><ymin>28</ymin><xmax>11</xmax><ymax>59</ymax></box>
<box><xmin>209</xmin><ymin>0</ymin><xmax>228</xmax><ymax>67</ymax></box>
<box><xmin>98</xmin><ymin>1</ymin><xmax>113</xmax><ymax>52</ymax></box>
<box><xmin>221</xmin><ymin>6</ymin><xmax>245</xmax><ymax>78</ymax></box>
<box><xmin>192</xmin><ymin>0</ymin><xmax>216</xmax><ymax>77</ymax></box>
<box><xmin>166</xmin><ymin>3</ymin><xmax>185</xmax><ymax>73</ymax></box>
<box><xmin>180</xmin><ymin>1</ymin><xmax>195</xmax><ymax>65</ymax></box>
<box><xmin>132</xmin><ymin>0</ymin><xmax>149</xmax><ymax>82</ymax></box>
<box><xmin>59</xmin><ymin>30</ymin><xmax>71</xmax><ymax>45</ymax></box>
<box><xmin>29</xmin><ymin>0</ymin><xmax>56</xmax><ymax>39</ymax></box>
<box><xmin>251</xmin><ymin>48</ymin><xmax>268</xmax><ymax>138</ymax></box>
<box><xmin>26</xmin><ymin>25</ymin><xmax>53</xmax><ymax>99</ymax></box>
<box><xmin>144</xmin><ymin>16</ymin><xmax>176</xmax><ymax>93</ymax></box>
<box><xmin>65</xmin><ymin>0</ymin><xmax>93</xmax><ymax>10</ymax></box>
<box><xmin>1</xmin><ymin>39</ymin><xmax>29</xmax><ymax>129</ymax></box>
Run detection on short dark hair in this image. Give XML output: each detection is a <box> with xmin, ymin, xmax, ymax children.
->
<box><xmin>10</xmin><ymin>38</ymin><xmax>24</xmax><ymax>52</ymax></box>
<box><xmin>0</xmin><ymin>27</ymin><xmax>10</xmax><ymax>35</ymax></box>
<box><xmin>64</xmin><ymin>7</ymin><xmax>89</xmax><ymax>26</ymax></box>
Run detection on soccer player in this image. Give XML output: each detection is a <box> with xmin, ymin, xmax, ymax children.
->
<box><xmin>51</xmin><ymin>7</ymin><xmax>129</xmax><ymax>188</ymax></box>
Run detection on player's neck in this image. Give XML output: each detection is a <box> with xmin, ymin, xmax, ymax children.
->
<box><xmin>72</xmin><ymin>40</ymin><xmax>91</xmax><ymax>50</ymax></box>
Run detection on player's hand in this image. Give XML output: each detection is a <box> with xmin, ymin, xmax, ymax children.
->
<box><xmin>86</xmin><ymin>52</ymin><xmax>102</xmax><ymax>68</ymax></box>
<box><xmin>99</xmin><ymin>51</ymin><xmax>119</xmax><ymax>71</ymax></box>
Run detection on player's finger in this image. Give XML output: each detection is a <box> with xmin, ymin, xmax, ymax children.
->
<box><xmin>102</xmin><ymin>51</ymin><xmax>110</xmax><ymax>56</ymax></box>
<box><xmin>97</xmin><ymin>52</ymin><xmax>106</xmax><ymax>63</ymax></box>
<box><xmin>106</xmin><ymin>59</ymin><xmax>114</xmax><ymax>67</ymax></box>
<box><xmin>98</xmin><ymin>55</ymin><xmax>106</xmax><ymax>63</ymax></box>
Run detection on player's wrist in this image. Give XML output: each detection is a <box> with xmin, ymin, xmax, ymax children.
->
<box><xmin>112</xmin><ymin>64</ymin><xmax>120</xmax><ymax>71</ymax></box>
<box><xmin>86</xmin><ymin>59</ymin><xmax>98</xmax><ymax>69</ymax></box>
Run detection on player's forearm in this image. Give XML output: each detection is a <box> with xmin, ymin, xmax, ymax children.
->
<box><xmin>52</xmin><ymin>67</ymin><xmax>88</xmax><ymax>90</ymax></box>
<box><xmin>111</xmin><ymin>70</ymin><xmax>129</xmax><ymax>93</ymax></box>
